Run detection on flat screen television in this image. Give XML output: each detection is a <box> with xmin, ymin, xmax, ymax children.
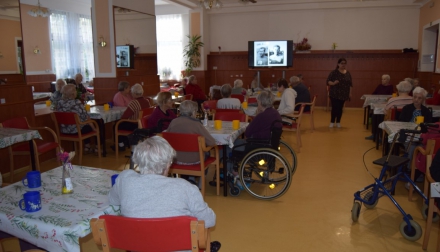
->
<box><xmin>116</xmin><ymin>45</ymin><xmax>135</xmax><ymax>69</ymax></box>
<box><xmin>248</xmin><ymin>40</ymin><xmax>293</xmax><ymax>68</ymax></box>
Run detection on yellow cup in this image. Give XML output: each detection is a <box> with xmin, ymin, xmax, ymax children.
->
<box><xmin>214</xmin><ymin>120</ymin><xmax>222</xmax><ymax>130</ymax></box>
<box><xmin>174</xmin><ymin>92</ymin><xmax>179</xmax><ymax>98</ymax></box>
<box><xmin>85</xmin><ymin>104</ymin><xmax>91</xmax><ymax>112</ymax></box>
<box><xmin>103</xmin><ymin>104</ymin><xmax>110</xmax><ymax>111</ymax></box>
<box><xmin>277</xmin><ymin>92</ymin><xmax>281</xmax><ymax>97</ymax></box>
<box><xmin>242</xmin><ymin>101</ymin><xmax>248</xmax><ymax>109</ymax></box>
<box><xmin>232</xmin><ymin>120</ymin><xmax>240</xmax><ymax>130</ymax></box>
<box><xmin>415</xmin><ymin>116</ymin><xmax>424</xmax><ymax>124</ymax></box>
<box><xmin>392</xmin><ymin>93</ymin><xmax>397</xmax><ymax>97</ymax></box>
<box><xmin>45</xmin><ymin>100</ymin><xmax>51</xmax><ymax>107</ymax></box>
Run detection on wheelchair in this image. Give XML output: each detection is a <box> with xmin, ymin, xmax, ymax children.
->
<box><xmin>227</xmin><ymin>120</ymin><xmax>297</xmax><ymax>200</ymax></box>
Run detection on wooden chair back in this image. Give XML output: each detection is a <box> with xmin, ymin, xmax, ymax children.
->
<box><xmin>1</xmin><ymin>117</ymin><xmax>29</xmax><ymax>129</ymax></box>
<box><xmin>213</xmin><ymin>111</ymin><xmax>247</xmax><ymax>122</ymax></box>
<box><xmin>90</xmin><ymin>215</ymin><xmax>209</xmax><ymax>252</ymax></box>
<box><xmin>282</xmin><ymin>104</ymin><xmax>306</xmax><ymax>153</ymax></box>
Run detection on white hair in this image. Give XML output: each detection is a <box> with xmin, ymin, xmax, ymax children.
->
<box><xmin>132</xmin><ymin>136</ymin><xmax>176</xmax><ymax>175</ymax></box>
<box><xmin>382</xmin><ymin>74</ymin><xmax>390</xmax><ymax>81</ymax></box>
<box><xmin>131</xmin><ymin>83</ymin><xmax>144</xmax><ymax>97</ymax></box>
<box><xmin>289</xmin><ymin>76</ymin><xmax>300</xmax><ymax>84</ymax></box>
<box><xmin>234</xmin><ymin>79</ymin><xmax>243</xmax><ymax>88</ymax></box>
<box><xmin>257</xmin><ymin>90</ymin><xmax>274</xmax><ymax>108</ymax></box>
<box><xmin>412</xmin><ymin>87</ymin><xmax>428</xmax><ymax>98</ymax></box>
<box><xmin>396</xmin><ymin>81</ymin><xmax>412</xmax><ymax>93</ymax></box>
<box><xmin>179</xmin><ymin>100</ymin><xmax>198</xmax><ymax>117</ymax></box>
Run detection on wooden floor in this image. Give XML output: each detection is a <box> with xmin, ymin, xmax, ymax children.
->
<box><xmin>12</xmin><ymin>108</ymin><xmax>440</xmax><ymax>252</ymax></box>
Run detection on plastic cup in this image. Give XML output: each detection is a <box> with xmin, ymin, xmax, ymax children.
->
<box><xmin>277</xmin><ymin>92</ymin><xmax>281</xmax><ymax>97</ymax></box>
<box><xmin>242</xmin><ymin>101</ymin><xmax>248</xmax><ymax>109</ymax></box>
<box><xmin>45</xmin><ymin>100</ymin><xmax>51</xmax><ymax>107</ymax></box>
<box><xmin>22</xmin><ymin>171</ymin><xmax>41</xmax><ymax>188</ymax></box>
<box><xmin>232</xmin><ymin>120</ymin><xmax>240</xmax><ymax>130</ymax></box>
<box><xmin>111</xmin><ymin>174</ymin><xmax>119</xmax><ymax>186</ymax></box>
<box><xmin>85</xmin><ymin>104</ymin><xmax>91</xmax><ymax>112</ymax></box>
<box><xmin>174</xmin><ymin>92</ymin><xmax>179</xmax><ymax>98</ymax></box>
<box><xmin>103</xmin><ymin>104</ymin><xmax>110</xmax><ymax>111</ymax></box>
<box><xmin>19</xmin><ymin>191</ymin><xmax>41</xmax><ymax>212</ymax></box>
<box><xmin>392</xmin><ymin>93</ymin><xmax>397</xmax><ymax>97</ymax></box>
<box><xmin>415</xmin><ymin>116</ymin><xmax>424</xmax><ymax>124</ymax></box>
<box><xmin>214</xmin><ymin>120</ymin><xmax>222</xmax><ymax>130</ymax></box>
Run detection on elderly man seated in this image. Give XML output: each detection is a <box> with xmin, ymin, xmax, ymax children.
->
<box><xmin>290</xmin><ymin>76</ymin><xmax>310</xmax><ymax>112</ymax></box>
<box><xmin>231</xmin><ymin>79</ymin><xmax>246</xmax><ymax>95</ymax></box>
<box><xmin>217</xmin><ymin>84</ymin><xmax>241</xmax><ymax>109</ymax></box>
<box><xmin>108</xmin><ymin>136</ymin><xmax>216</xmax><ymax>227</ymax></box>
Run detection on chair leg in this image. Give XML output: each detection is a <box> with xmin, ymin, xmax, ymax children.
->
<box><xmin>8</xmin><ymin>147</ymin><xmax>14</xmax><ymax>183</ymax></box>
<box><xmin>96</xmin><ymin>135</ymin><xmax>102</xmax><ymax>159</ymax></box>
<box><xmin>310</xmin><ymin>112</ymin><xmax>314</xmax><ymax>132</ymax></box>
<box><xmin>422</xmin><ymin>198</ymin><xmax>435</xmax><ymax>250</ymax></box>
<box><xmin>78</xmin><ymin>140</ymin><xmax>83</xmax><ymax>165</ymax></box>
<box><xmin>216</xmin><ymin>164</ymin><xmax>220</xmax><ymax>196</ymax></box>
<box><xmin>115</xmin><ymin>133</ymin><xmax>119</xmax><ymax>158</ymax></box>
<box><xmin>408</xmin><ymin>157</ymin><xmax>417</xmax><ymax>201</ymax></box>
<box><xmin>34</xmin><ymin>152</ymin><xmax>41</xmax><ymax>172</ymax></box>
<box><xmin>200</xmin><ymin>171</ymin><xmax>205</xmax><ymax>198</ymax></box>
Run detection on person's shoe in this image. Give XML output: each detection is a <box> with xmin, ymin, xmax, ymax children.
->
<box><xmin>365</xmin><ymin>135</ymin><xmax>374</xmax><ymax>140</ymax></box>
<box><xmin>336</xmin><ymin>123</ymin><xmax>341</xmax><ymax>128</ymax></box>
<box><xmin>329</xmin><ymin>123</ymin><xmax>334</xmax><ymax>128</ymax></box>
<box><xmin>416</xmin><ymin>174</ymin><xmax>425</xmax><ymax>183</ymax></box>
<box><xmin>210</xmin><ymin>241</ymin><xmax>221</xmax><ymax>252</ymax></box>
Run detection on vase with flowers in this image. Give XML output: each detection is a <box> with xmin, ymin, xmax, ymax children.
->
<box><xmin>58</xmin><ymin>149</ymin><xmax>75</xmax><ymax>194</ymax></box>
<box><xmin>294</xmin><ymin>38</ymin><xmax>312</xmax><ymax>52</ymax></box>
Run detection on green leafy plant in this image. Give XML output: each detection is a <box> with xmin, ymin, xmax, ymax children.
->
<box><xmin>183</xmin><ymin>35</ymin><xmax>204</xmax><ymax>76</ymax></box>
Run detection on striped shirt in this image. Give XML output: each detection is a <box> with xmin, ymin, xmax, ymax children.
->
<box><xmin>384</xmin><ymin>96</ymin><xmax>413</xmax><ymax>113</ymax></box>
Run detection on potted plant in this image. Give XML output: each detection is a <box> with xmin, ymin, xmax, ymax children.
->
<box><xmin>183</xmin><ymin>35</ymin><xmax>204</xmax><ymax>76</ymax></box>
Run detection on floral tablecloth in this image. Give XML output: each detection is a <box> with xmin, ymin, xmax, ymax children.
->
<box><xmin>0</xmin><ymin>166</ymin><xmax>120</xmax><ymax>252</ymax></box>
<box><xmin>204</xmin><ymin>121</ymin><xmax>248</xmax><ymax>148</ymax></box>
<box><xmin>88</xmin><ymin>106</ymin><xmax>126</xmax><ymax>123</ymax></box>
<box><xmin>0</xmin><ymin>128</ymin><xmax>42</xmax><ymax>149</ymax></box>
<box><xmin>378</xmin><ymin>121</ymin><xmax>418</xmax><ymax>143</ymax></box>
<box><xmin>360</xmin><ymin>94</ymin><xmax>391</xmax><ymax>108</ymax></box>
<box><xmin>33</xmin><ymin>92</ymin><xmax>52</xmax><ymax>100</ymax></box>
<box><xmin>371</xmin><ymin>102</ymin><xmax>386</xmax><ymax>115</ymax></box>
<box><xmin>243</xmin><ymin>107</ymin><xmax>257</xmax><ymax>116</ymax></box>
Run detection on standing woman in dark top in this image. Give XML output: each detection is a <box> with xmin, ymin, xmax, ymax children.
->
<box><xmin>326</xmin><ymin>58</ymin><xmax>352</xmax><ymax>128</ymax></box>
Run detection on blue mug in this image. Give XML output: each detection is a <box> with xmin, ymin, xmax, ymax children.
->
<box><xmin>108</xmin><ymin>102</ymin><xmax>114</xmax><ymax>108</ymax></box>
<box><xmin>111</xmin><ymin>174</ymin><xmax>119</xmax><ymax>186</ymax></box>
<box><xmin>19</xmin><ymin>191</ymin><xmax>42</xmax><ymax>212</ymax></box>
<box><xmin>22</xmin><ymin>171</ymin><xmax>41</xmax><ymax>188</ymax></box>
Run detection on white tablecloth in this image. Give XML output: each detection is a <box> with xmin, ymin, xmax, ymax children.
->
<box><xmin>243</xmin><ymin>107</ymin><xmax>257</xmax><ymax>116</ymax></box>
<box><xmin>372</xmin><ymin>103</ymin><xmax>440</xmax><ymax>117</ymax></box>
<box><xmin>0</xmin><ymin>166</ymin><xmax>119</xmax><ymax>252</ymax></box>
<box><xmin>204</xmin><ymin>121</ymin><xmax>248</xmax><ymax>148</ymax></box>
<box><xmin>88</xmin><ymin>106</ymin><xmax>126</xmax><ymax>123</ymax></box>
<box><xmin>361</xmin><ymin>94</ymin><xmax>391</xmax><ymax>108</ymax></box>
<box><xmin>378</xmin><ymin>121</ymin><xmax>418</xmax><ymax>143</ymax></box>
<box><xmin>33</xmin><ymin>92</ymin><xmax>52</xmax><ymax>100</ymax></box>
<box><xmin>0</xmin><ymin>128</ymin><xmax>42</xmax><ymax>149</ymax></box>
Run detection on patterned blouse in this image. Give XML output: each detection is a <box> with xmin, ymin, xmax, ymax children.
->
<box><xmin>56</xmin><ymin>99</ymin><xmax>89</xmax><ymax>134</ymax></box>
<box><xmin>326</xmin><ymin>70</ymin><xmax>352</xmax><ymax>101</ymax></box>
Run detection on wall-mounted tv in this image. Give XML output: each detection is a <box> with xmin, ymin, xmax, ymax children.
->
<box><xmin>248</xmin><ymin>40</ymin><xmax>293</xmax><ymax>68</ymax></box>
<box><xmin>116</xmin><ymin>45</ymin><xmax>135</xmax><ymax>69</ymax></box>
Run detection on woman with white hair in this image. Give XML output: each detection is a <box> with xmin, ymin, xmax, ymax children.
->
<box><xmin>114</xmin><ymin>83</ymin><xmax>151</xmax><ymax>151</ymax></box>
<box><xmin>50</xmin><ymin>79</ymin><xmax>67</xmax><ymax>106</ymax></box>
<box><xmin>167</xmin><ymin>100</ymin><xmax>216</xmax><ymax>164</ymax></box>
<box><xmin>113</xmin><ymin>81</ymin><xmax>133</xmax><ymax>107</ymax></box>
<box><xmin>216</xmin><ymin>84</ymin><xmax>241</xmax><ymax>109</ymax></box>
<box><xmin>372</xmin><ymin>74</ymin><xmax>393</xmax><ymax>95</ymax></box>
<box><xmin>399</xmin><ymin>86</ymin><xmax>432</xmax><ymax>123</ymax></box>
<box><xmin>74</xmin><ymin>73</ymin><xmax>87</xmax><ymax>94</ymax></box>
<box><xmin>384</xmin><ymin>80</ymin><xmax>413</xmax><ymax>115</ymax></box>
<box><xmin>231</xmin><ymin>79</ymin><xmax>246</xmax><ymax>95</ymax></box>
<box><xmin>108</xmin><ymin>136</ymin><xmax>216</xmax><ymax>228</ymax></box>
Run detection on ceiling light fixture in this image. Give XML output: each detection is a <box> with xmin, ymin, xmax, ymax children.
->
<box><xmin>27</xmin><ymin>0</ymin><xmax>50</xmax><ymax>18</ymax></box>
<box><xmin>198</xmin><ymin>0</ymin><xmax>223</xmax><ymax>10</ymax></box>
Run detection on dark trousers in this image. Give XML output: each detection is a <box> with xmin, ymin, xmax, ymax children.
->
<box><xmin>330</xmin><ymin>97</ymin><xmax>345</xmax><ymax>123</ymax></box>
<box><xmin>117</xmin><ymin>121</ymin><xmax>138</xmax><ymax>143</ymax></box>
<box><xmin>66</xmin><ymin>124</ymin><xmax>93</xmax><ymax>144</ymax></box>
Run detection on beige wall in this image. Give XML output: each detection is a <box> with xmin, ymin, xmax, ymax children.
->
<box><xmin>0</xmin><ymin>19</ymin><xmax>21</xmax><ymax>73</ymax></box>
<box><xmin>20</xmin><ymin>3</ymin><xmax>51</xmax><ymax>74</ymax></box>
<box><xmin>418</xmin><ymin>1</ymin><xmax>440</xmax><ymax>73</ymax></box>
<box><xmin>115</xmin><ymin>15</ymin><xmax>157</xmax><ymax>53</ymax></box>
<box><xmin>208</xmin><ymin>7</ymin><xmax>419</xmax><ymax>52</ymax></box>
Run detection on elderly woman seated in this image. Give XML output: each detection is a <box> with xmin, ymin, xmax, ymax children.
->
<box><xmin>399</xmin><ymin>87</ymin><xmax>432</xmax><ymax>123</ymax></box>
<box><xmin>56</xmin><ymin>84</ymin><xmax>96</xmax><ymax>151</ymax></box>
<box><xmin>216</xmin><ymin>84</ymin><xmax>241</xmax><ymax>109</ymax></box>
<box><xmin>384</xmin><ymin>80</ymin><xmax>413</xmax><ymax>116</ymax></box>
<box><xmin>113</xmin><ymin>81</ymin><xmax>133</xmax><ymax>107</ymax></box>
<box><xmin>108</xmin><ymin>136</ymin><xmax>216</xmax><ymax>228</ymax></box>
<box><xmin>74</xmin><ymin>73</ymin><xmax>88</xmax><ymax>94</ymax></box>
<box><xmin>114</xmin><ymin>83</ymin><xmax>151</xmax><ymax>151</ymax></box>
<box><xmin>231</xmin><ymin>79</ymin><xmax>246</xmax><ymax>95</ymax></box>
<box><xmin>277</xmin><ymin>78</ymin><xmax>297</xmax><ymax>116</ymax></box>
<box><xmin>50</xmin><ymin>79</ymin><xmax>67</xmax><ymax>106</ymax></box>
<box><xmin>148</xmin><ymin>91</ymin><xmax>177</xmax><ymax>132</ymax></box>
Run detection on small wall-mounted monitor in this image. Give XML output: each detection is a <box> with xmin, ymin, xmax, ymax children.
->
<box><xmin>116</xmin><ymin>45</ymin><xmax>135</xmax><ymax>69</ymax></box>
<box><xmin>248</xmin><ymin>40</ymin><xmax>293</xmax><ymax>68</ymax></box>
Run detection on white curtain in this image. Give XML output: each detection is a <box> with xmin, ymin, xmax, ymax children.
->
<box><xmin>50</xmin><ymin>10</ymin><xmax>95</xmax><ymax>81</ymax></box>
<box><xmin>156</xmin><ymin>14</ymin><xmax>183</xmax><ymax>80</ymax></box>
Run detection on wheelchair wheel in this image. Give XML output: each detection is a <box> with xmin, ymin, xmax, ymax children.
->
<box><xmin>239</xmin><ymin>148</ymin><xmax>291</xmax><ymax>200</ymax></box>
<box><xmin>278</xmin><ymin>140</ymin><xmax>297</xmax><ymax>175</ymax></box>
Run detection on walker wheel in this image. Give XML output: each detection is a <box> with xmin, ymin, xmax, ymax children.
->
<box><xmin>399</xmin><ymin>220</ymin><xmax>422</xmax><ymax>241</ymax></box>
<box><xmin>363</xmin><ymin>192</ymin><xmax>378</xmax><ymax>209</ymax></box>
<box><xmin>421</xmin><ymin>204</ymin><xmax>440</xmax><ymax>222</ymax></box>
<box><xmin>229</xmin><ymin>186</ymin><xmax>241</xmax><ymax>197</ymax></box>
<box><xmin>351</xmin><ymin>202</ymin><xmax>361</xmax><ymax>222</ymax></box>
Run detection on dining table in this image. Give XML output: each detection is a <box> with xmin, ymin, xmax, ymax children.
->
<box><xmin>0</xmin><ymin>128</ymin><xmax>42</xmax><ymax>171</ymax></box>
<box><xmin>361</xmin><ymin>94</ymin><xmax>391</xmax><ymax>128</ymax></box>
<box><xmin>204</xmin><ymin>121</ymin><xmax>248</xmax><ymax>196</ymax></box>
<box><xmin>378</xmin><ymin>121</ymin><xmax>418</xmax><ymax>155</ymax></box>
<box><xmin>0</xmin><ymin>166</ymin><xmax>120</xmax><ymax>252</ymax></box>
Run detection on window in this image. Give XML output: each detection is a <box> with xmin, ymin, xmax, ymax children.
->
<box><xmin>156</xmin><ymin>14</ymin><xmax>183</xmax><ymax>81</ymax></box>
<box><xmin>49</xmin><ymin>10</ymin><xmax>94</xmax><ymax>81</ymax></box>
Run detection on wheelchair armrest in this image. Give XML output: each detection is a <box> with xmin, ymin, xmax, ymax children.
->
<box><xmin>246</xmin><ymin>138</ymin><xmax>270</xmax><ymax>144</ymax></box>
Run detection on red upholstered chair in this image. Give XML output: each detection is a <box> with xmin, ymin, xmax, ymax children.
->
<box><xmin>282</xmin><ymin>104</ymin><xmax>306</xmax><ymax>153</ymax></box>
<box><xmin>213</xmin><ymin>111</ymin><xmax>247</xmax><ymax>122</ymax></box>
<box><xmin>51</xmin><ymin>112</ymin><xmax>101</xmax><ymax>165</ymax></box>
<box><xmin>247</xmin><ymin>97</ymin><xmax>257</xmax><ymax>104</ymax></box>
<box><xmin>160</xmin><ymin>132</ymin><xmax>220</xmax><ymax>197</ymax></box>
<box><xmin>294</xmin><ymin>94</ymin><xmax>317</xmax><ymax>132</ymax></box>
<box><xmin>230</xmin><ymin>94</ymin><xmax>245</xmax><ymax>103</ymax></box>
<box><xmin>202</xmin><ymin>100</ymin><xmax>218</xmax><ymax>110</ymax></box>
<box><xmin>90</xmin><ymin>215</ymin><xmax>210</xmax><ymax>252</ymax></box>
<box><xmin>1</xmin><ymin>117</ymin><xmax>60</xmax><ymax>182</ymax></box>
